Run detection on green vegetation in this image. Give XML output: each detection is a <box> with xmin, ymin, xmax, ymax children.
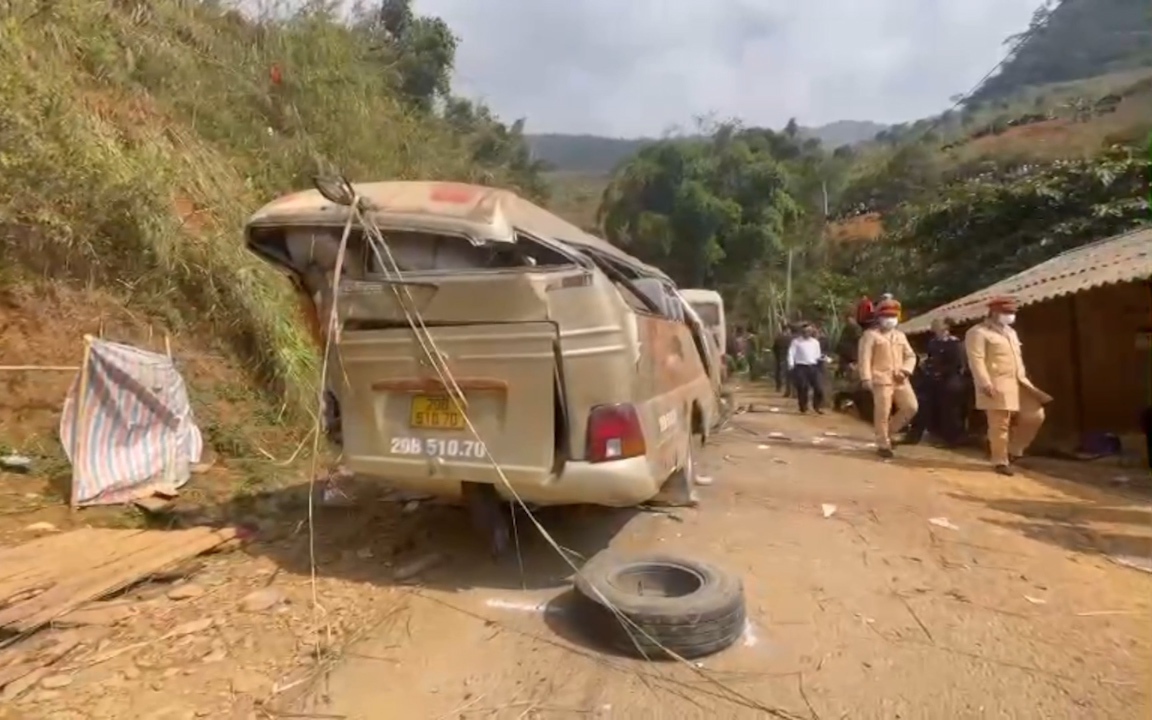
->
<box><xmin>0</xmin><ymin>0</ymin><xmax>545</xmax><ymax>419</ymax></box>
<box><xmin>835</xmin><ymin>150</ymin><xmax>1150</xmax><ymax>311</ymax></box>
<box><xmin>597</xmin><ymin>122</ymin><xmax>860</xmax><ymax>336</ymax></box>
<box><xmin>530</xmin><ymin>121</ymin><xmax>885</xmax><ymax>177</ymax></box>
<box><xmin>969</xmin><ymin>0</ymin><xmax>1152</xmax><ymax>105</ymax></box>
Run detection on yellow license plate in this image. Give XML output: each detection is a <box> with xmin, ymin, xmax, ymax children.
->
<box><xmin>409</xmin><ymin>395</ymin><xmax>465</xmax><ymax>430</ymax></box>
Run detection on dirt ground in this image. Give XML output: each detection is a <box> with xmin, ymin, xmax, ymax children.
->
<box><xmin>298</xmin><ymin>386</ymin><xmax>1152</xmax><ymax>719</ymax></box>
<box><xmin>2</xmin><ymin>384</ymin><xmax>1150</xmax><ymax>719</ymax></box>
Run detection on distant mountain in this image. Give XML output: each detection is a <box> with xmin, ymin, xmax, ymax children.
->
<box><xmin>968</xmin><ymin>0</ymin><xmax>1152</xmax><ymax>105</ymax></box>
<box><xmin>804</xmin><ymin>120</ymin><xmax>888</xmax><ymax>148</ymax></box>
<box><xmin>528</xmin><ymin>120</ymin><xmax>887</xmax><ymax>175</ymax></box>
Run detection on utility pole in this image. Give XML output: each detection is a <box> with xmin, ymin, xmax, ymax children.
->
<box><xmin>785</xmin><ymin>180</ymin><xmax>828</xmax><ymax>320</ymax></box>
<box><xmin>784</xmin><ymin>248</ymin><xmax>793</xmax><ymax>319</ymax></box>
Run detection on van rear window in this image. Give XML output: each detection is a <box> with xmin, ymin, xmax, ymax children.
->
<box><xmin>691</xmin><ymin>302</ymin><xmax>721</xmax><ymax>326</ymax></box>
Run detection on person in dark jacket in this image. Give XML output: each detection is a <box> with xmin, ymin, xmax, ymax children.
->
<box><xmin>908</xmin><ymin>317</ymin><xmax>968</xmax><ymax>445</ymax></box>
<box><xmin>772</xmin><ymin>326</ymin><xmax>794</xmax><ymax>395</ymax></box>
<box><xmin>836</xmin><ymin>316</ymin><xmax>862</xmax><ymax>378</ymax></box>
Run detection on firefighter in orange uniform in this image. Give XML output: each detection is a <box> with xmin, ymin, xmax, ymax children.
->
<box><xmin>857</xmin><ymin>298</ymin><xmax>918</xmax><ymax>458</ymax></box>
<box><xmin>964</xmin><ymin>295</ymin><xmax>1051</xmax><ymax>475</ymax></box>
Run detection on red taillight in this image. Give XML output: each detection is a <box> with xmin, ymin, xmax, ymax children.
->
<box><xmin>586</xmin><ymin>404</ymin><xmax>646</xmax><ymax>463</ymax></box>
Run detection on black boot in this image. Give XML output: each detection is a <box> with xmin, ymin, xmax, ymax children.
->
<box><xmin>994</xmin><ymin>464</ymin><xmax>1014</xmax><ymax>476</ymax></box>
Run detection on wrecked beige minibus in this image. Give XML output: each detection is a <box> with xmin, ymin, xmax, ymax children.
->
<box><xmin>245</xmin><ymin>180</ymin><xmax>720</xmax><ymax>553</ymax></box>
<box><xmin>679</xmin><ymin>288</ymin><xmax>727</xmax><ymax>378</ymax></box>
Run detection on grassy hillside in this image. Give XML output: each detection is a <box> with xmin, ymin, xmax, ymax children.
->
<box><xmin>826</xmin><ymin>67</ymin><xmax>1152</xmax><ymax>242</ymax></box>
<box><xmin>969</xmin><ymin>0</ymin><xmax>1152</xmax><ymax>105</ymax></box>
<box><xmin>0</xmin><ymin>0</ymin><xmax>543</xmax><ymax>504</ymax></box>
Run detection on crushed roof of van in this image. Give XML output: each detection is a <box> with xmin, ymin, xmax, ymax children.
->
<box><xmin>246</xmin><ymin>181</ymin><xmax>669</xmax><ymax>281</ymax></box>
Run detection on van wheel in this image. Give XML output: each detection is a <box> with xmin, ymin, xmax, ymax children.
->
<box><xmin>648</xmin><ymin>435</ymin><xmax>702</xmax><ymax>508</ymax></box>
<box><xmin>573</xmin><ymin>553</ymin><xmax>746</xmax><ymax>660</ymax></box>
<box><xmin>674</xmin><ymin>435</ymin><xmax>702</xmax><ymax>503</ymax></box>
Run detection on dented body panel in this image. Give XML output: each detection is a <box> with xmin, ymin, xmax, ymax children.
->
<box><xmin>243</xmin><ymin>180</ymin><xmax>718</xmax><ymax>507</ymax></box>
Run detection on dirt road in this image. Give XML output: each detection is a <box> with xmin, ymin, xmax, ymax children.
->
<box><xmin>298</xmin><ymin>387</ymin><xmax>1152</xmax><ymax>719</ymax></box>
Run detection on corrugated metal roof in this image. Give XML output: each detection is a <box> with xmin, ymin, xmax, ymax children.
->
<box><xmin>901</xmin><ymin>225</ymin><xmax>1152</xmax><ymax>335</ymax></box>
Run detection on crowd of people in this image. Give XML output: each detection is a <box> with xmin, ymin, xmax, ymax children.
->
<box><xmin>739</xmin><ymin>293</ymin><xmax>1049</xmax><ymax>475</ymax></box>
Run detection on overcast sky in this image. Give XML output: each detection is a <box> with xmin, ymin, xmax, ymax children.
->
<box><xmin>414</xmin><ymin>0</ymin><xmax>1043</xmax><ymax>137</ymax></box>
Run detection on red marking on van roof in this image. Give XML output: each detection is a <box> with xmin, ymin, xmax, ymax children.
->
<box><xmin>429</xmin><ymin>184</ymin><xmax>480</xmax><ymax>204</ymax></box>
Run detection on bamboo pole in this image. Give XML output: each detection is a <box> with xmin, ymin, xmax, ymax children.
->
<box><xmin>70</xmin><ymin>335</ymin><xmax>95</xmax><ymax>511</ymax></box>
<box><xmin>0</xmin><ymin>366</ymin><xmax>79</xmax><ymax>372</ymax></box>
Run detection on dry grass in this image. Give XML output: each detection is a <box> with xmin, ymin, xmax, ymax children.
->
<box><xmin>948</xmin><ymin>90</ymin><xmax>1152</xmax><ymax>164</ymax></box>
<box><xmin>827</xmin><ymin>213</ymin><xmax>883</xmax><ymax>244</ymax></box>
<box><xmin>0</xmin><ymin>0</ymin><xmax>515</xmax><ymax>420</ymax></box>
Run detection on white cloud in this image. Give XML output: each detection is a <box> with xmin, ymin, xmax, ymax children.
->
<box><xmin>413</xmin><ymin>0</ymin><xmax>1042</xmax><ymax>136</ymax></box>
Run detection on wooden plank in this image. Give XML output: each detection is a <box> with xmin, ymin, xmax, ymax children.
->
<box><xmin>0</xmin><ymin>528</ymin><xmax>108</xmax><ymax>575</ymax></box>
<box><xmin>0</xmin><ymin>528</ymin><xmax>192</xmax><ymax>623</ymax></box>
<box><xmin>0</xmin><ymin>526</ymin><xmax>236</xmax><ymax>633</ymax></box>
<box><xmin>0</xmin><ymin>529</ymin><xmax>150</xmax><ymax>605</ymax></box>
<box><xmin>1</xmin><ymin>528</ymin><xmax>180</xmax><ymax>617</ymax></box>
<box><xmin>0</xmin><ymin>528</ymin><xmax>146</xmax><ymax>575</ymax></box>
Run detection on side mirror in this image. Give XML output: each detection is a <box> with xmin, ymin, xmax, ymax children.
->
<box><xmin>313</xmin><ymin>174</ymin><xmax>356</xmax><ymax>207</ymax></box>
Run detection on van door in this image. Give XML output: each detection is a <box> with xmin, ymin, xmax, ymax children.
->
<box><xmin>336</xmin><ymin>321</ymin><xmax>559</xmax><ymax>487</ymax></box>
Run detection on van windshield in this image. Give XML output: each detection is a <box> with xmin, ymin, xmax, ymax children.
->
<box><xmin>690</xmin><ymin>302</ymin><xmax>721</xmax><ymax>327</ymax></box>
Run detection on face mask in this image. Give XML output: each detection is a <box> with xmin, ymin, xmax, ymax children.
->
<box><xmin>878</xmin><ymin>317</ymin><xmax>898</xmax><ymax>330</ymax></box>
<box><xmin>997</xmin><ymin>313</ymin><xmax>1016</xmax><ymax>326</ymax></box>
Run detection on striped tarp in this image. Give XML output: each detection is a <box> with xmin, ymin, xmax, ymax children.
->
<box><xmin>59</xmin><ymin>340</ymin><xmax>204</xmax><ymax>506</ymax></box>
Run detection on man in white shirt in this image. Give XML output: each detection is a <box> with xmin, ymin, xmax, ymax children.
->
<box><xmin>787</xmin><ymin>323</ymin><xmax>825</xmax><ymax>414</ymax></box>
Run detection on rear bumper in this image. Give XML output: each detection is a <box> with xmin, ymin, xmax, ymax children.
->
<box><xmin>345</xmin><ymin>454</ymin><xmax>661</xmax><ymax>507</ymax></box>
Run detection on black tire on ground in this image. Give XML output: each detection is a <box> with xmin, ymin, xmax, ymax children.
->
<box><xmin>573</xmin><ymin>554</ymin><xmax>745</xmax><ymax>660</ymax></box>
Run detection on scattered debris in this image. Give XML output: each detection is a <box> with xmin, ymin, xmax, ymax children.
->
<box><xmin>928</xmin><ymin>517</ymin><xmax>960</xmax><ymax>531</ymax></box>
<box><xmin>767</xmin><ymin>432</ymin><xmax>787</xmax><ymax>439</ymax></box>
<box><xmin>822</xmin><ymin>431</ymin><xmax>840</xmax><ymax>437</ymax></box>
<box><xmin>1110</xmin><ymin>475</ymin><xmax>1131</xmax><ymax>486</ymax></box>
<box><xmin>393</xmin><ymin>552</ymin><xmax>445</xmax><ymax>582</ymax></box>
<box><xmin>170</xmin><ymin>617</ymin><xmax>215</xmax><ymax>637</ymax></box>
<box><xmin>1024</xmin><ymin>595</ymin><xmax>1047</xmax><ymax>605</ymax></box>
<box><xmin>133</xmin><ymin>494</ymin><xmax>176</xmax><ymax>514</ymax></box>
<box><xmin>318</xmin><ymin>470</ymin><xmax>356</xmax><ymax>507</ymax></box>
<box><xmin>23</xmin><ymin>521</ymin><xmax>59</xmax><ymax>533</ymax></box>
<box><xmin>55</xmin><ymin>602</ymin><xmax>135</xmax><ymax>627</ymax></box>
<box><xmin>484</xmin><ymin>598</ymin><xmax>547</xmax><ymax>613</ymax></box>
<box><xmin>695</xmin><ymin>475</ymin><xmax>714</xmax><ymax>486</ymax></box>
<box><xmin>239</xmin><ymin>587</ymin><xmax>286</xmax><ymax>613</ymax></box>
<box><xmin>167</xmin><ymin>583</ymin><xmax>206</xmax><ymax>601</ymax></box>
<box><xmin>822</xmin><ymin>504</ymin><xmax>837</xmax><ymax>518</ymax></box>
<box><xmin>639</xmin><ymin>506</ymin><xmax>684</xmax><ymax>522</ymax></box>
<box><xmin>384</xmin><ymin>490</ymin><xmax>435</xmax><ymax>504</ymax></box>
<box><xmin>1108</xmin><ymin>554</ymin><xmax>1152</xmax><ymax>574</ymax></box>
<box><xmin>0</xmin><ymin>454</ymin><xmax>32</xmax><ymax>472</ymax></box>
<box><xmin>757</xmin><ymin>444</ymin><xmax>771</xmax><ymax>450</ymax></box>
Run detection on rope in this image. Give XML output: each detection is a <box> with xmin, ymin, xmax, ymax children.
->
<box><xmin>337</xmin><ymin>199</ymin><xmax>781</xmax><ymax>714</ymax></box>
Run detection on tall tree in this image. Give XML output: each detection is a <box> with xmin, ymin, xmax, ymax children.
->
<box><xmin>598</xmin><ymin>127</ymin><xmax>798</xmax><ymax>290</ymax></box>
